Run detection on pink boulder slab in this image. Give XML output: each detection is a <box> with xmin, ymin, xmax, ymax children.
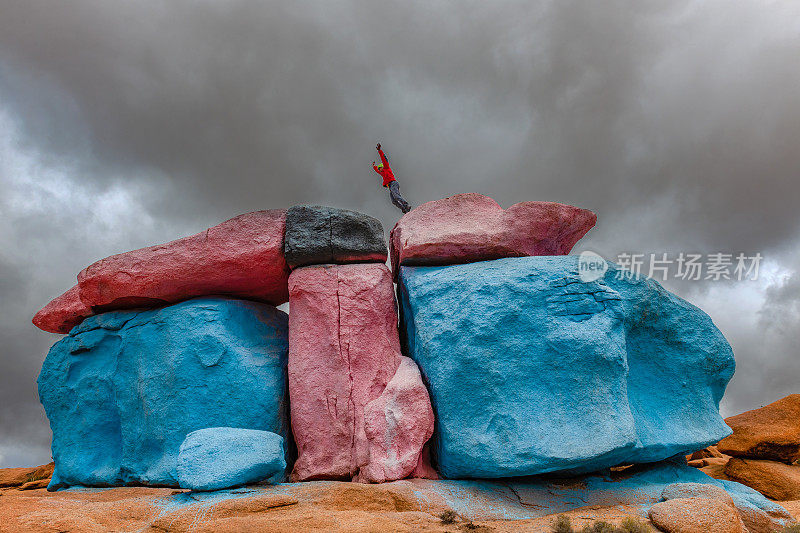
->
<box><xmin>32</xmin><ymin>284</ymin><xmax>93</xmax><ymax>334</ymax></box>
<box><xmin>389</xmin><ymin>193</ymin><xmax>597</xmax><ymax>275</ymax></box>
<box><xmin>77</xmin><ymin>210</ymin><xmax>289</xmax><ymax>310</ymax></box>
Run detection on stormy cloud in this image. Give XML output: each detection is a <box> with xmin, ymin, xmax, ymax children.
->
<box><xmin>1</xmin><ymin>0</ymin><xmax>799</xmax><ymax>467</ymax></box>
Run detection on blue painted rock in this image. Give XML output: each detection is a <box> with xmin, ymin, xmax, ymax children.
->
<box><xmin>398</xmin><ymin>256</ymin><xmax>735</xmax><ymax>479</ymax></box>
<box><xmin>177</xmin><ymin>427</ymin><xmax>286</xmax><ymax>491</ymax></box>
<box><xmin>38</xmin><ymin>298</ymin><xmax>290</xmax><ymax>490</ymax></box>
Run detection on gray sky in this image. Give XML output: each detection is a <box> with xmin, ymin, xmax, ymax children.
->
<box><xmin>1</xmin><ymin>0</ymin><xmax>799</xmax><ymax>467</ymax></box>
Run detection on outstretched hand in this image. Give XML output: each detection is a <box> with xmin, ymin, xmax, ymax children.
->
<box><xmin>376</xmin><ymin>143</ymin><xmax>381</xmax><ymax>150</ymax></box>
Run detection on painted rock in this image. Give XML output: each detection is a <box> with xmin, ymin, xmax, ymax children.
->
<box><xmin>288</xmin><ymin>263</ymin><xmax>433</xmax><ymax>482</ymax></box>
<box><xmin>389</xmin><ymin>193</ymin><xmax>596</xmax><ymax>275</ymax></box>
<box><xmin>358</xmin><ymin>356</ymin><xmax>436</xmax><ymax>483</ymax></box>
<box><xmin>38</xmin><ymin>298</ymin><xmax>290</xmax><ymax>490</ymax></box>
<box><xmin>177</xmin><ymin>428</ymin><xmax>286</xmax><ymax>491</ymax></box>
<box><xmin>284</xmin><ymin>205</ymin><xmax>387</xmax><ymax>268</ymax></box>
<box><xmin>77</xmin><ymin>210</ymin><xmax>289</xmax><ymax>311</ymax></box>
<box><xmin>32</xmin><ymin>284</ymin><xmax>93</xmax><ymax>334</ymax></box>
<box><xmin>398</xmin><ymin>256</ymin><xmax>735</xmax><ymax>478</ymax></box>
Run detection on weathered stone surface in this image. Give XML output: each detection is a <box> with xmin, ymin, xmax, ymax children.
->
<box><xmin>288</xmin><ymin>263</ymin><xmax>433</xmax><ymax>482</ymax></box>
<box><xmin>32</xmin><ymin>285</ymin><xmax>93</xmax><ymax>334</ymax></box>
<box><xmin>398</xmin><ymin>256</ymin><xmax>734</xmax><ymax>478</ymax></box>
<box><xmin>38</xmin><ymin>298</ymin><xmax>290</xmax><ymax>489</ymax></box>
<box><xmin>177</xmin><ymin>428</ymin><xmax>286</xmax><ymax>491</ymax></box>
<box><xmin>0</xmin><ymin>461</ymin><xmax>793</xmax><ymax>531</ymax></box>
<box><xmin>284</xmin><ymin>205</ymin><xmax>387</xmax><ymax>268</ymax></box>
<box><xmin>77</xmin><ymin>210</ymin><xmax>289</xmax><ymax>311</ymax></box>
<box><xmin>724</xmin><ymin>458</ymin><xmax>800</xmax><ymax>501</ymax></box>
<box><xmin>358</xmin><ymin>357</ymin><xmax>436</xmax><ymax>483</ymax></box>
<box><xmin>18</xmin><ymin>478</ymin><xmax>51</xmax><ymax>490</ymax></box>
<box><xmin>718</xmin><ymin>394</ymin><xmax>800</xmax><ymax>464</ymax></box>
<box><xmin>649</xmin><ymin>497</ymin><xmax>747</xmax><ymax>533</ymax></box>
<box><xmin>389</xmin><ymin>193</ymin><xmax>596</xmax><ymax>275</ymax></box>
<box><xmin>661</xmin><ymin>482</ymin><xmax>735</xmax><ymax>508</ymax></box>
<box><xmin>0</xmin><ymin>463</ymin><xmax>53</xmax><ymax>488</ymax></box>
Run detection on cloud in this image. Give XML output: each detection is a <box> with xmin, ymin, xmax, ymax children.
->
<box><xmin>0</xmin><ymin>0</ymin><xmax>799</xmax><ymax>466</ymax></box>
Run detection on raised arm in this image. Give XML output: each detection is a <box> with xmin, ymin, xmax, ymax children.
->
<box><xmin>377</xmin><ymin>147</ymin><xmax>390</xmax><ymax>167</ymax></box>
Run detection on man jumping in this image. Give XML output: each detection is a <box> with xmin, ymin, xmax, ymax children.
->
<box><xmin>373</xmin><ymin>143</ymin><xmax>411</xmax><ymax>214</ymax></box>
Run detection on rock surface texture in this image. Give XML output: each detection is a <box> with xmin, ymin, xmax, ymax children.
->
<box><xmin>398</xmin><ymin>256</ymin><xmax>735</xmax><ymax>478</ymax></box>
<box><xmin>76</xmin><ymin>210</ymin><xmax>289</xmax><ymax>311</ymax></box>
<box><xmin>32</xmin><ymin>285</ymin><xmax>94</xmax><ymax>334</ymax></box>
<box><xmin>724</xmin><ymin>457</ymin><xmax>800</xmax><ymax>501</ymax></box>
<box><xmin>389</xmin><ymin>193</ymin><xmax>596</xmax><ymax>275</ymax></box>
<box><xmin>177</xmin><ymin>428</ymin><xmax>286</xmax><ymax>491</ymax></box>
<box><xmin>0</xmin><ymin>463</ymin><xmax>54</xmax><ymax>488</ymax></box>
<box><xmin>0</xmin><ymin>460</ymin><xmax>793</xmax><ymax>531</ymax></box>
<box><xmin>288</xmin><ymin>263</ymin><xmax>434</xmax><ymax>482</ymax></box>
<box><xmin>358</xmin><ymin>357</ymin><xmax>436</xmax><ymax>483</ymax></box>
<box><xmin>38</xmin><ymin>298</ymin><xmax>290</xmax><ymax>489</ymax></box>
<box><xmin>649</xmin><ymin>497</ymin><xmax>747</xmax><ymax>533</ymax></box>
<box><xmin>284</xmin><ymin>205</ymin><xmax>387</xmax><ymax>268</ymax></box>
<box><xmin>717</xmin><ymin>394</ymin><xmax>800</xmax><ymax>464</ymax></box>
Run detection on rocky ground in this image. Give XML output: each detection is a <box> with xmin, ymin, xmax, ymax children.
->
<box><xmin>0</xmin><ymin>480</ymin><xmax>716</xmax><ymax>533</ymax></box>
<box><xmin>1</xmin><ymin>462</ymin><xmax>797</xmax><ymax>533</ymax></box>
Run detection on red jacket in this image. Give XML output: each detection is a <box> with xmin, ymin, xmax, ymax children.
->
<box><xmin>373</xmin><ymin>148</ymin><xmax>396</xmax><ymax>187</ymax></box>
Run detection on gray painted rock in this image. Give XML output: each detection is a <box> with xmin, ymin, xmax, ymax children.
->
<box><xmin>284</xmin><ymin>205</ymin><xmax>387</xmax><ymax>268</ymax></box>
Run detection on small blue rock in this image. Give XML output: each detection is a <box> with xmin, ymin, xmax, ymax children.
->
<box><xmin>38</xmin><ymin>297</ymin><xmax>290</xmax><ymax>490</ymax></box>
<box><xmin>398</xmin><ymin>256</ymin><xmax>735</xmax><ymax>479</ymax></box>
<box><xmin>177</xmin><ymin>427</ymin><xmax>285</xmax><ymax>491</ymax></box>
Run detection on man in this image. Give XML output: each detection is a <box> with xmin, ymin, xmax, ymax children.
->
<box><xmin>373</xmin><ymin>143</ymin><xmax>411</xmax><ymax>214</ymax></box>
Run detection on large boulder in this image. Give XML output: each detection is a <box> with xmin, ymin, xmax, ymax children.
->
<box><xmin>288</xmin><ymin>263</ymin><xmax>434</xmax><ymax>482</ymax></box>
<box><xmin>717</xmin><ymin>394</ymin><xmax>800</xmax><ymax>464</ymax></box>
<box><xmin>724</xmin><ymin>457</ymin><xmax>800</xmax><ymax>501</ymax></box>
<box><xmin>32</xmin><ymin>285</ymin><xmax>94</xmax><ymax>334</ymax></box>
<box><xmin>649</xmin><ymin>497</ymin><xmax>747</xmax><ymax>533</ymax></box>
<box><xmin>389</xmin><ymin>193</ymin><xmax>596</xmax><ymax>275</ymax></box>
<box><xmin>177</xmin><ymin>428</ymin><xmax>286</xmax><ymax>491</ymax></box>
<box><xmin>76</xmin><ymin>210</ymin><xmax>289</xmax><ymax>312</ymax></box>
<box><xmin>398</xmin><ymin>256</ymin><xmax>735</xmax><ymax>479</ymax></box>
<box><xmin>284</xmin><ymin>205</ymin><xmax>387</xmax><ymax>268</ymax></box>
<box><xmin>38</xmin><ymin>298</ymin><xmax>290</xmax><ymax>490</ymax></box>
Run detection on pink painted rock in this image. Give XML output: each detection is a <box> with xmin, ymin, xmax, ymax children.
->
<box><xmin>32</xmin><ymin>285</ymin><xmax>93</xmax><ymax>334</ymax></box>
<box><xmin>287</xmin><ymin>263</ymin><xmax>434</xmax><ymax>482</ymax></box>
<box><xmin>78</xmin><ymin>210</ymin><xmax>289</xmax><ymax>310</ymax></box>
<box><xmin>357</xmin><ymin>356</ymin><xmax>436</xmax><ymax>483</ymax></box>
<box><xmin>389</xmin><ymin>193</ymin><xmax>597</xmax><ymax>275</ymax></box>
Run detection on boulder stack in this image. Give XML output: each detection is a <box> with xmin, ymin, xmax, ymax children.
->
<box><xmin>32</xmin><ymin>193</ymin><xmax>760</xmax><ymax>513</ymax></box>
<box><xmin>285</xmin><ymin>206</ymin><xmax>435</xmax><ymax>482</ymax></box>
<box><xmin>708</xmin><ymin>395</ymin><xmax>800</xmax><ymax>502</ymax></box>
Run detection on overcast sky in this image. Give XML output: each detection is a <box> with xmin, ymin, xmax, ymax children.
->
<box><xmin>1</xmin><ymin>0</ymin><xmax>799</xmax><ymax>468</ymax></box>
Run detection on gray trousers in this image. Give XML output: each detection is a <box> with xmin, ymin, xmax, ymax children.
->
<box><xmin>389</xmin><ymin>181</ymin><xmax>411</xmax><ymax>213</ymax></box>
